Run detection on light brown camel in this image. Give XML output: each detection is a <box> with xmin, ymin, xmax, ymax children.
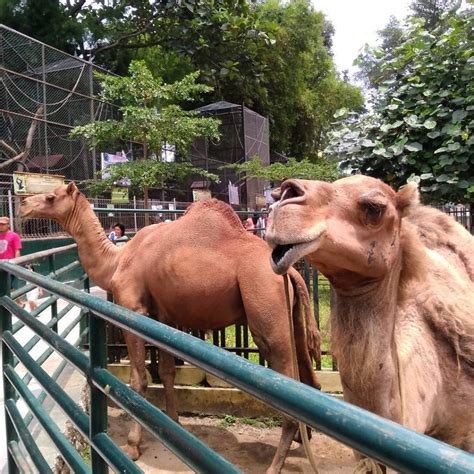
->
<box><xmin>20</xmin><ymin>182</ymin><xmax>322</xmax><ymax>473</ymax></box>
<box><xmin>265</xmin><ymin>175</ymin><xmax>474</xmax><ymax>457</ymax></box>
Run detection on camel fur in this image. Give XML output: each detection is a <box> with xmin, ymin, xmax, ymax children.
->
<box><xmin>265</xmin><ymin>174</ymin><xmax>474</xmax><ymax>455</ymax></box>
<box><xmin>20</xmin><ymin>183</ymin><xmax>321</xmax><ymax>473</ymax></box>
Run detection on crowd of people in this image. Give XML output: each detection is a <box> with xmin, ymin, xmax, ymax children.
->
<box><xmin>243</xmin><ymin>212</ymin><xmax>267</xmax><ymax>238</ymax></box>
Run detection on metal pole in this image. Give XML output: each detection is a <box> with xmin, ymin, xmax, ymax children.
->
<box><xmin>7</xmin><ymin>190</ymin><xmax>14</xmax><ymax>232</ymax></box>
<box><xmin>90</xmin><ymin>64</ymin><xmax>97</xmax><ymax>180</ymax></box>
<box><xmin>133</xmin><ymin>195</ymin><xmax>138</xmax><ymax>232</ymax></box>
<box><xmin>0</xmin><ymin>269</ymin><xmax>19</xmax><ymax>473</ymax></box>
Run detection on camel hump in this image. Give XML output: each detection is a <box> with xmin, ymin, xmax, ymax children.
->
<box><xmin>406</xmin><ymin>204</ymin><xmax>474</xmax><ymax>281</ymax></box>
<box><xmin>184</xmin><ymin>198</ymin><xmax>246</xmax><ymax>232</ymax></box>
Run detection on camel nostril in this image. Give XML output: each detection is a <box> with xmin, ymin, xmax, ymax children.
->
<box><xmin>281</xmin><ymin>185</ymin><xmax>303</xmax><ymax>202</ymax></box>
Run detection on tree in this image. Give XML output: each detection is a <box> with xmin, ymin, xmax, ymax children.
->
<box><xmin>222</xmin><ymin>157</ymin><xmax>341</xmax><ymax>184</ymax></box>
<box><xmin>355</xmin><ymin>1</ymin><xmax>462</xmax><ymax>90</ymax></box>
<box><xmin>326</xmin><ymin>10</ymin><xmax>474</xmax><ymax>204</ymax></box>
<box><xmin>0</xmin><ymin>0</ymin><xmax>84</xmax><ymax>54</ymax></box>
<box><xmin>70</xmin><ymin>61</ymin><xmax>220</xmax><ymax>205</ymax></box>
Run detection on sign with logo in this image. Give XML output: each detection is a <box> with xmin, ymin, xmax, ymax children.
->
<box><xmin>111</xmin><ymin>187</ymin><xmax>129</xmax><ymax>204</ymax></box>
<box><xmin>13</xmin><ymin>172</ymin><xmax>64</xmax><ymax>195</ymax></box>
<box><xmin>192</xmin><ymin>189</ymin><xmax>212</xmax><ymax>202</ymax></box>
<box><xmin>255</xmin><ymin>194</ymin><xmax>267</xmax><ymax>207</ymax></box>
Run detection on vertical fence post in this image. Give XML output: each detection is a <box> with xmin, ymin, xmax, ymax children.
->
<box><xmin>89</xmin><ymin>311</ymin><xmax>108</xmax><ymax>473</ymax></box>
<box><xmin>80</xmin><ymin>277</ymin><xmax>90</xmax><ymax>348</ymax></box>
<box><xmin>48</xmin><ymin>255</ymin><xmax>58</xmax><ymax>332</ymax></box>
<box><xmin>0</xmin><ymin>270</ymin><xmax>19</xmax><ymax>474</ymax></box>
<box><xmin>313</xmin><ymin>269</ymin><xmax>322</xmax><ymax>371</ymax></box>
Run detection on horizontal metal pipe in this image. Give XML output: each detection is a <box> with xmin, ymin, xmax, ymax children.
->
<box><xmin>1</xmin><ymin>263</ymin><xmax>473</xmax><ymax>473</ymax></box>
<box><xmin>3</xmin><ymin>365</ymin><xmax>89</xmax><ymax>474</ymax></box>
<box><xmin>3</xmin><ymin>297</ymin><xmax>239</xmax><ymax>472</ymax></box>
<box><xmin>5</xmin><ymin>399</ymin><xmax>51</xmax><ymax>473</ymax></box>
<box><xmin>11</xmin><ymin>260</ymin><xmax>81</xmax><ymax>300</ymax></box>
<box><xmin>9</xmin><ymin>244</ymin><xmax>77</xmax><ymax>266</ymax></box>
<box><xmin>93</xmin><ymin>368</ymin><xmax>239</xmax><ymax>473</ymax></box>
<box><xmin>12</xmin><ymin>296</ymin><xmax>59</xmax><ymax>333</ymax></box>
<box><xmin>24</xmin><ymin>328</ymin><xmax>89</xmax><ymax>428</ymax></box>
<box><xmin>92</xmin><ymin>207</ymin><xmax>268</xmax><ymax>215</ymax></box>
<box><xmin>3</xmin><ymin>330</ymin><xmax>139</xmax><ymax>473</ymax></box>
<box><xmin>7</xmin><ymin>440</ymin><xmax>34</xmax><ymax>474</ymax></box>
<box><xmin>21</xmin><ymin>311</ymin><xmax>86</xmax><ymax>387</ymax></box>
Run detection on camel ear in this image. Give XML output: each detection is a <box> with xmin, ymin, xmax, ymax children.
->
<box><xmin>66</xmin><ymin>182</ymin><xmax>78</xmax><ymax>195</ymax></box>
<box><xmin>271</xmin><ymin>187</ymin><xmax>282</xmax><ymax>201</ymax></box>
<box><xmin>396</xmin><ymin>182</ymin><xmax>419</xmax><ymax>214</ymax></box>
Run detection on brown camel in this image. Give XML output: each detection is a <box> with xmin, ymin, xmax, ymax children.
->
<box><xmin>20</xmin><ymin>183</ymin><xmax>321</xmax><ymax>473</ymax></box>
<box><xmin>265</xmin><ymin>175</ymin><xmax>474</xmax><ymax>457</ymax></box>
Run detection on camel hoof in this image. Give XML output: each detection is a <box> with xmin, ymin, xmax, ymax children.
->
<box><xmin>122</xmin><ymin>444</ymin><xmax>140</xmax><ymax>461</ymax></box>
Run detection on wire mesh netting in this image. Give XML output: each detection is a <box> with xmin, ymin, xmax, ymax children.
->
<box><xmin>189</xmin><ymin>101</ymin><xmax>270</xmax><ymax>209</ymax></box>
<box><xmin>0</xmin><ymin>25</ymin><xmax>115</xmax><ymax>189</ymax></box>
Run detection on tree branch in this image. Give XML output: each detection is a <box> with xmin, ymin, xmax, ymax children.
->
<box><xmin>0</xmin><ymin>106</ymin><xmax>43</xmax><ymax>170</ymax></box>
<box><xmin>0</xmin><ymin>140</ymin><xmax>18</xmax><ymax>157</ymax></box>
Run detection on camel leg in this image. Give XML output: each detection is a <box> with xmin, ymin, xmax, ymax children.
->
<box><xmin>122</xmin><ymin>330</ymin><xmax>148</xmax><ymax>460</ymax></box>
<box><xmin>158</xmin><ymin>349</ymin><xmax>179</xmax><ymax>422</ymax></box>
<box><xmin>251</xmin><ymin>331</ymin><xmax>299</xmax><ymax>474</ymax></box>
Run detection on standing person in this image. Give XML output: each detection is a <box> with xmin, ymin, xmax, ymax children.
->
<box><xmin>25</xmin><ymin>264</ymin><xmax>43</xmax><ymax>311</ymax></box>
<box><xmin>112</xmin><ymin>223</ymin><xmax>129</xmax><ymax>247</ymax></box>
<box><xmin>0</xmin><ymin>216</ymin><xmax>23</xmax><ymax>303</ymax></box>
<box><xmin>0</xmin><ymin>217</ymin><xmax>21</xmax><ymax>260</ymax></box>
<box><xmin>256</xmin><ymin>211</ymin><xmax>267</xmax><ymax>238</ymax></box>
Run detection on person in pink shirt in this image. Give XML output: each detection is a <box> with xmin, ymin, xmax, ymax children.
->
<box><xmin>0</xmin><ymin>216</ymin><xmax>21</xmax><ymax>260</ymax></box>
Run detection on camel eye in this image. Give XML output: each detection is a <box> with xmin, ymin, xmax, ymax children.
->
<box><xmin>46</xmin><ymin>194</ymin><xmax>55</xmax><ymax>202</ymax></box>
<box><xmin>359</xmin><ymin>201</ymin><xmax>386</xmax><ymax>225</ymax></box>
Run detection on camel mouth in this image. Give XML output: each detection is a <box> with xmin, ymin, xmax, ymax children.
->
<box><xmin>271</xmin><ymin>240</ymin><xmax>315</xmax><ymax>275</ymax></box>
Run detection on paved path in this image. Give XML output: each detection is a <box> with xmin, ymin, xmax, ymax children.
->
<box><xmin>0</xmin><ymin>286</ymin><xmax>105</xmax><ymax>473</ymax></box>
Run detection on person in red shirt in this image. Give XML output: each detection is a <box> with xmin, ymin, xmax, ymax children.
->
<box><xmin>0</xmin><ymin>216</ymin><xmax>21</xmax><ymax>260</ymax></box>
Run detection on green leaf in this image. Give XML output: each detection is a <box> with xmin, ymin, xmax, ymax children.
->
<box><xmin>373</xmin><ymin>148</ymin><xmax>387</xmax><ymax>156</ymax></box>
<box><xmin>447</xmin><ymin>142</ymin><xmax>461</xmax><ymax>151</ymax></box>
<box><xmin>361</xmin><ymin>139</ymin><xmax>375</xmax><ymax>147</ymax></box>
<box><xmin>434</xmin><ymin>147</ymin><xmax>448</xmax><ymax>154</ymax></box>
<box><xmin>436</xmin><ymin>174</ymin><xmax>449</xmax><ymax>182</ymax></box>
<box><xmin>387</xmin><ymin>104</ymin><xmax>399</xmax><ymax>110</ymax></box>
<box><xmin>423</xmin><ymin>119</ymin><xmax>437</xmax><ymax>129</ymax></box>
<box><xmin>405</xmin><ymin>142</ymin><xmax>423</xmax><ymax>152</ymax></box>
<box><xmin>457</xmin><ymin>180</ymin><xmax>470</xmax><ymax>189</ymax></box>
<box><xmin>420</xmin><ymin>173</ymin><xmax>433</xmax><ymax>180</ymax></box>
<box><xmin>427</xmin><ymin>131</ymin><xmax>440</xmax><ymax>138</ymax></box>
<box><xmin>452</xmin><ymin>109</ymin><xmax>467</xmax><ymax>122</ymax></box>
<box><xmin>334</xmin><ymin>108</ymin><xmax>348</xmax><ymax>118</ymax></box>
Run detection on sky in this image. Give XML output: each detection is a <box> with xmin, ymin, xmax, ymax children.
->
<box><xmin>314</xmin><ymin>0</ymin><xmax>412</xmax><ymax>74</ymax></box>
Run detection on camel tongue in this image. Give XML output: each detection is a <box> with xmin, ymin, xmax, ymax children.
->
<box><xmin>271</xmin><ymin>244</ymin><xmax>293</xmax><ymax>265</ymax></box>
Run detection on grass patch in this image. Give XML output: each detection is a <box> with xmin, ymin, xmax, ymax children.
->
<box><xmin>218</xmin><ymin>415</ymin><xmax>282</xmax><ymax>429</ymax></box>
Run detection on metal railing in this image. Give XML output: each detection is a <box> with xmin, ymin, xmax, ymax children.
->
<box><xmin>1</xmin><ymin>249</ymin><xmax>473</xmax><ymax>472</ymax></box>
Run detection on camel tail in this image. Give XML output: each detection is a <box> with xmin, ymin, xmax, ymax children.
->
<box><xmin>288</xmin><ymin>268</ymin><xmax>321</xmax><ymax>365</ymax></box>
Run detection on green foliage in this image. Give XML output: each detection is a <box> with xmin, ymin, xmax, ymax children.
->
<box><xmin>327</xmin><ymin>11</ymin><xmax>474</xmax><ymax>203</ymax></box>
<box><xmin>0</xmin><ymin>0</ymin><xmax>83</xmax><ymax>54</ymax></box>
<box><xmin>85</xmin><ymin>160</ymin><xmax>219</xmax><ymax>197</ymax></box>
<box><xmin>222</xmin><ymin>157</ymin><xmax>341</xmax><ymax>183</ymax></box>
<box><xmin>70</xmin><ymin>60</ymin><xmax>220</xmax><ymax>194</ymax></box>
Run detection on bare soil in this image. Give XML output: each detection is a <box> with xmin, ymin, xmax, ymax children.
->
<box><xmin>108</xmin><ymin>408</ymin><xmax>358</xmax><ymax>473</ymax></box>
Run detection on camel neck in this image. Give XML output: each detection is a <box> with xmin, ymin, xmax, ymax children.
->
<box><xmin>330</xmin><ymin>261</ymin><xmax>402</xmax><ymax>392</ymax></box>
<box><xmin>62</xmin><ymin>195</ymin><xmax>119</xmax><ymax>292</ymax></box>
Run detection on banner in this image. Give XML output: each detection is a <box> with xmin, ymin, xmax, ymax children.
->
<box><xmin>13</xmin><ymin>172</ymin><xmax>64</xmax><ymax>195</ymax></box>
<box><xmin>101</xmin><ymin>152</ymin><xmax>131</xmax><ymax>182</ymax></box>
<box><xmin>228</xmin><ymin>180</ymin><xmax>239</xmax><ymax>205</ymax></box>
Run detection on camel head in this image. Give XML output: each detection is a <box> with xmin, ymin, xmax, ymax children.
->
<box><xmin>20</xmin><ymin>182</ymin><xmax>81</xmax><ymax>223</ymax></box>
<box><xmin>266</xmin><ymin>175</ymin><xmax>419</xmax><ymax>284</ymax></box>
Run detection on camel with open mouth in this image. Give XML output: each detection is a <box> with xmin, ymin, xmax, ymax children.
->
<box><xmin>265</xmin><ymin>175</ymin><xmax>474</xmax><ymax>459</ymax></box>
<box><xmin>20</xmin><ymin>182</ymin><xmax>321</xmax><ymax>473</ymax></box>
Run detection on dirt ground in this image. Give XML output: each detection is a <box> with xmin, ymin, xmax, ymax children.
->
<box><xmin>108</xmin><ymin>408</ymin><xmax>359</xmax><ymax>473</ymax></box>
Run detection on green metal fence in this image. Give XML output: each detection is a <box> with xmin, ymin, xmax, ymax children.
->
<box><xmin>1</xmin><ymin>247</ymin><xmax>473</xmax><ymax>473</ymax></box>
